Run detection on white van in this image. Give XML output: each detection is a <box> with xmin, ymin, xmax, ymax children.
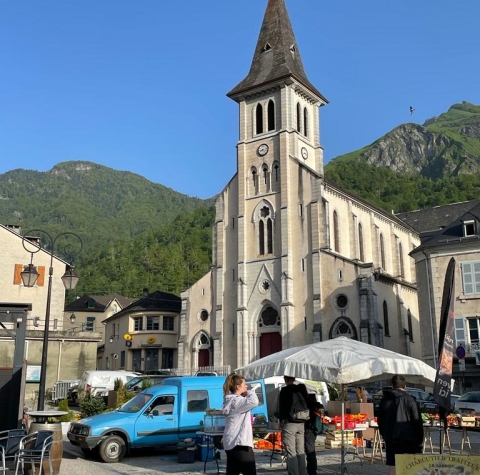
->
<box><xmin>77</xmin><ymin>370</ymin><xmax>138</xmax><ymax>401</ymax></box>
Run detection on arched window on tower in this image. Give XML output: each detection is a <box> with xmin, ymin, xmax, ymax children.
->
<box><xmin>383</xmin><ymin>301</ymin><xmax>390</xmax><ymax>336</ymax></box>
<box><xmin>296</xmin><ymin>103</ymin><xmax>301</xmax><ymax>133</ymax></box>
<box><xmin>268</xmin><ymin>100</ymin><xmax>275</xmax><ymax>131</ymax></box>
<box><xmin>251</xmin><ymin>167</ymin><xmax>258</xmax><ymax>196</ymax></box>
<box><xmin>258</xmin><ymin>205</ymin><xmax>274</xmax><ymax>256</ymax></box>
<box><xmin>267</xmin><ymin>218</ymin><xmax>273</xmax><ymax>253</ymax></box>
<box><xmin>358</xmin><ymin>223</ymin><xmax>365</xmax><ymax>262</ymax></box>
<box><xmin>303</xmin><ymin>107</ymin><xmax>308</xmax><ymax>137</ymax></box>
<box><xmin>333</xmin><ymin>211</ymin><xmax>340</xmax><ymax>252</ymax></box>
<box><xmin>259</xmin><ymin>220</ymin><xmax>265</xmax><ymax>255</ymax></box>
<box><xmin>256</xmin><ymin>104</ymin><xmax>264</xmax><ymax>134</ymax></box>
<box><xmin>262</xmin><ymin>164</ymin><xmax>269</xmax><ymax>192</ymax></box>
<box><xmin>379</xmin><ymin>233</ymin><xmax>386</xmax><ymax>270</ymax></box>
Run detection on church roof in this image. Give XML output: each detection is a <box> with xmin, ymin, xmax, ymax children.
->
<box><xmin>227</xmin><ymin>0</ymin><xmax>328</xmax><ymax>102</ymax></box>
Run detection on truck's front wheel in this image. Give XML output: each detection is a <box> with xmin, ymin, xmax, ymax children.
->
<box><xmin>98</xmin><ymin>435</ymin><xmax>126</xmax><ymax>463</ymax></box>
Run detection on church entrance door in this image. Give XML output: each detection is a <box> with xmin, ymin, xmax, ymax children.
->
<box><xmin>198</xmin><ymin>348</ymin><xmax>210</xmax><ymax>367</ymax></box>
<box><xmin>260</xmin><ymin>332</ymin><xmax>282</xmax><ymax>358</ymax></box>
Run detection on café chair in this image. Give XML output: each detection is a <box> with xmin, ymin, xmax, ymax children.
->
<box><xmin>14</xmin><ymin>430</ymin><xmax>54</xmax><ymax>475</ymax></box>
<box><xmin>0</xmin><ymin>429</ymin><xmax>27</xmax><ymax>473</ymax></box>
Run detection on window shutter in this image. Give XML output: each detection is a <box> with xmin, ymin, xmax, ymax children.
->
<box><xmin>475</xmin><ymin>262</ymin><xmax>480</xmax><ymax>294</ymax></box>
<box><xmin>14</xmin><ymin>264</ymin><xmax>23</xmax><ymax>285</ymax></box>
<box><xmin>37</xmin><ymin>266</ymin><xmax>46</xmax><ymax>286</ymax></box>
<box><xmin>462</xmin><ymin>263</ymin><xmax>473</xmax><ymax>294</ymax></box>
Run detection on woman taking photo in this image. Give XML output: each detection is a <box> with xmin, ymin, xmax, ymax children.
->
<box><xmin>221</xmin><ymin>373</ymin><xmax>259</xmax><ymax>475</ymax></box>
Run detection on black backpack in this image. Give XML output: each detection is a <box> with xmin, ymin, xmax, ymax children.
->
<box><xmin>289</xmin><ymin>391</ymin><xmax>310</xmax><ymax>422</ymax></box>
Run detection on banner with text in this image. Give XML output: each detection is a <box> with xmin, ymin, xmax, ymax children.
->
<box><xmin>396</xmin><ymin>454</ymin><xmax>480</xmax><ymax>475</ymax></box>
<box><xmin>433</xmin><ymin>257</ymin><xmax>456</xmax><ymax>411</ymax></box>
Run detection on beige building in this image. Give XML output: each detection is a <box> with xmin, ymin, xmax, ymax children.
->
<box><xmin>179</xmin><ymin>0</ymin><xmax>420</xmax><ymax>372</ymax></box>
<box><xmin>64</xmin><ymin>293</ymin><xmax>135</xmax><ymax>347</ymax></box>
<box><xmin>0</xmin><ymin>224</ymin><xmax>101</xmax><ymax>399</ymax></box>
<box><xmin>0</xmin><ymin>224</ymin><xmax>67</xmax><ymax>332</ymax></box>
<box><xmin>400</xmin><ymin>199</ymin><xmax>480</xmax><ymax>391</ymax></box>
<box><xmin>100</xmin><ymin>290</ymin><xmax>180</xmax><ymax>372</ymax></box>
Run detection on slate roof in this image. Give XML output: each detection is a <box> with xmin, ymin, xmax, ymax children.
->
<box><xmin>104</xmin><ymin>290</ymin><xmax>181</xmax><ymax>322</ymax></box>
<box><xmin>408</xmin><ymin>201</ymin><xmax>480</xmax><ymax>253</ymax></box>
<box><xmin>227</xmin><ymin>0</ymin><xmax>328</xmax><ymax>103</ymax></box>
<box><xmin>395</xmin><ymin>199</ymin><xmax>480</xmax><ymax>234</ymax></box>
<box><xmin>65</xmin><ymin>293</ymin><xmax>136</xmax><ymax>312</ymax></box>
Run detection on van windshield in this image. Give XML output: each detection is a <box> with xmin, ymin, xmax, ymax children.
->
<box><xmin>118</xmin><ymin>393</ymin><xmax>153</xmax><ymax>413</ymax></box>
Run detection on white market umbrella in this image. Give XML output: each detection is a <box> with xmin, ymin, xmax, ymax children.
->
<box><xmin>236</xmin><ymin>336</ymin><xmax>436</xmax><ymax>386</ymax></box>
<box><xmin>237</xmin><ymin>337</ymin><xmax>437</xmax><ymax>474</ymax></box>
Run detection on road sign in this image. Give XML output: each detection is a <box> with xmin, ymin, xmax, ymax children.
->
<box><xmin>456</xmin><ymin>345</ymin><xmax>466</xmax><ymax>359</ymax></box>
<box><xmin>459</xmin><ymin>359</ymin><xmax>466</xmax><ymax>372</ymax></box>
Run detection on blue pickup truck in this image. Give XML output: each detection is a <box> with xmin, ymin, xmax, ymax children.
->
<box><xmin>67</xmin><ymin>376</ymin><xmax>268</xmax><ymax>463</ymax></box>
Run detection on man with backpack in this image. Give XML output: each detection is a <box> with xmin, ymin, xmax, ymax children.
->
<box><xmin>279</xmin><ymin>376</ymin><xmax>308</xmax><ymax>475</ymax></box>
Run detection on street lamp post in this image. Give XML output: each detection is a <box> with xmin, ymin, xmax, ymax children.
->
<box><xmin>21</xmin><ymin>230</ymin><xmax>83</xmax><ymax>411</ymax></box>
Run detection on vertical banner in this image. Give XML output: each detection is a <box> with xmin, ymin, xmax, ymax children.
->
<box><xmin>433</xmin><ymin>257</ymin><xmax>456</xmax><ymax>411</ymax></box>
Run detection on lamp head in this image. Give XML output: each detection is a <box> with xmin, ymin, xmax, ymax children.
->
<box><xmin>21</xmin><ymin>263</ymin><xmax>39</xmax><ymax>287</ymax></box>
<box><xmin>61</xmin><ymin>266</ymin><xmax>79</xmax><ymax>290</ymax></box>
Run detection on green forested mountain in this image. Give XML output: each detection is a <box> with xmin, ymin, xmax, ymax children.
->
<box><xmin>325</xmin><ymin>102</ymin><xmax>480</xmax><ymax>212</ymax></box>
<box><xmin>74</xmin><ymin>206</ymin><xmax>215</xmax><ymax>298</ymax></box>
<box><xmin>0</xmin><ymin>161</ymin><xmax>212</xmax><ymax>254</ymax></box>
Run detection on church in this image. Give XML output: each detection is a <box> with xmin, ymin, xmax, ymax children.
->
<box><xmin>178</xmin><ymin>0</ymin><xmax>420</xmax><ymax>372</ymax></box>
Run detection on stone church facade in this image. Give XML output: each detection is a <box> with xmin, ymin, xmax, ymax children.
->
<box><xmin>178</xmin><ymin>0</ymin><xmax>420</xmax><ymax>372</ymax></box>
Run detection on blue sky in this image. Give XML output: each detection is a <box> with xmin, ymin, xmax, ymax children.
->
<box><xmin>1</xmin><ymin>1</ymin><xmax>479</xmax><ymax>199</ymax></box>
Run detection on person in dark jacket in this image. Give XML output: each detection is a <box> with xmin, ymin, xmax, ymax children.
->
<box><xmin>279</xmin><ymin>376</ymin><xmax>306</xmax><ymax>475</ymax></box>
<box><xmin>303</xmin><ymin>390</ymin><xmax>322</xmax><ymax>475</ymax></box>
<box><xmin>378</xmin><ymin>375</ymin><xmax>424</xmax><ymax>475</ymax></box>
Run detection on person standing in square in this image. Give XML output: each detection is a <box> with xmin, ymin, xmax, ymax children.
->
<box><xmin>279</xmin><ymin>376</ymin><xmax>307</xmax><ymax>475</ymax></box>
<box><xmin>378</xmin><ymin>375</ymin><xmax>423</xmax><ymax>475</ymax></box>
<box><xmin>222</xmin><ymin>373</ymin><xmax>259</xmax><ymax>475</ymax></box>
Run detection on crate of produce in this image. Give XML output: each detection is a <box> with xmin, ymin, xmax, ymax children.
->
<box><xmin>460</xmin><ymin>416</ymin><xmax>476</xmax><ymax>427</ymax></box>
<box><xmin>325</xmin><ymin>439</ymin><xmax>343</xmax><ymax>449</ymax></box>
<box><xmin>326</xmin><ymin>431</ymin><xmax>354</xmax><ymax>441</ymax></box>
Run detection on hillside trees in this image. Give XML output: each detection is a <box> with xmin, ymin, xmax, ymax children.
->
<box><xmin>73</xmin><ymin>206</ymin><xmax>215</xmax><ymax>299</ymax></box>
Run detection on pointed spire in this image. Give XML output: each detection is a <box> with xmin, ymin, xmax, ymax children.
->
<box><xmin>228</xmin><ymin>0</ymin><xmax>327</xmax><ymax>102</ymax></box>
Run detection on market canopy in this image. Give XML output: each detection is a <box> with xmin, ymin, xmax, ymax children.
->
<box><xmin>236</xmin><ymin>336</ymin><xmax>437</xmax><ymax>387</ymax></box>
